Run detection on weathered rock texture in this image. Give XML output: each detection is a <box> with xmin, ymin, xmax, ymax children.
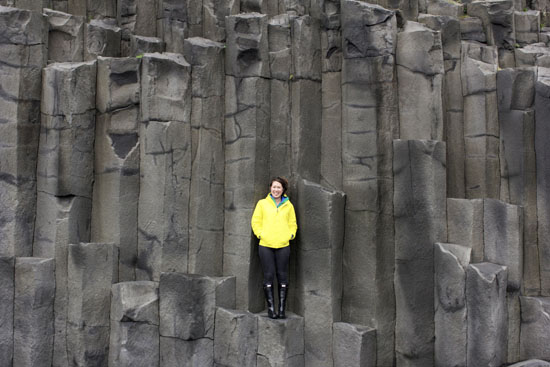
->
<box><xmin>14</xmin><ymin>258</ymin><xmax>55</xmax><ymax>367</ymax></box>
<box><xmin>67</xmin><ymin>242</ymin><xmax>118</xmax><ymax>366</ymax></box>
<box><xmin>214</xmin><ymin>308</ymin><xmax>258</xmax><ymax>367</ymax></box>
<box><xmin>341</xmin><ymin>2</ymin><xmax>398</xmax><ymax>365</ymax></box>
<box><xmin>44</xmin><ymin>8</ymin><xmax>85</xmax><ymax>62</ymax></box>
<box><xmin>0</xmin><ymin>6</ymin><xmax>47</xmax><ymax>257</ymax></box>
<box><xmin>296</xmin><ymin>179</ymin><xmax>345</xmax><ymax>367</ymax></box>
<box><xmin>137</xmin><ymin>53</ymin><xmax>191</xmax><ymax>281</ymax></box>
<box><xmin>333</xmin><ymin>322</ymin><xmax>376</xmax><ymax>367</ymax></box>
<box><xmin>0</xmin><ymin>257</ymin><xmax>14</xmax><ymax>367</ymax></box>
<box><xmin>520</xmin><ymin>296</ymin><xmax>550</xmax><ymax>361</ymax></box>
<box><xmin>92</xmin><ymin>56</ymin><xmax>141</xmax><ymax>282</ymax></box>
<box><xmin>257</xmin><ymin>314</ymin><xmax>305</xmax><ymax>367</ymax></box>
<box><xmin>393</xmin><ymin>139</ymin><xmax>446</xmax><ymax>367</ymax></box>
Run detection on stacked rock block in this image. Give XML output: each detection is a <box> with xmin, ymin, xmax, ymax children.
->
<box><xmin>4</xmin><ymin>0</ymin><xmax>550</xmax><ymax>366</ymax></box>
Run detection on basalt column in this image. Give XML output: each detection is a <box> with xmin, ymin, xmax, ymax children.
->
<box><xmin>341</xmin><ymin>1</ymin><xmax>398</xmax><ymax>365</ymax></box>
<box><xmin>137</xmin><ymin>53</ymin><xmax>192</xmax><ymax>281</ymax></box>
<box><xmin>92</xmin><ymin>56</ymin><xmax>141</xmax><ymax>282</ymax></box>
<box><xmin>223</xmin><ymin>13</ymin><xmax>270</xmax><ymax>312</ymax></box>
<box><xmin>184</xmin><ymin>37</ymin><xmax>225</xmax><ymax>276</ymax></box>
<box><xmin>393</xmin><ymin>140</ymin><xmax>447</xmax><ymax>367</ymax></box>
<box><xmin>0</xmin><ymin>7</ymin><xmax>46</xmax><ymax>257</ymax></box>
<box><xmin>498</xmin><ymin>67</ymin><xmax>538</xmax><ymax>297</ymax></box>
<box><xmin>35</xmin><ymin>60</ymin><xmax>96</xmax><ymax>367</ymax></box>
<box><xmin>536</xmin><ymin>67</ymin><xmax>550</xmax><ymax>296</ymax></box>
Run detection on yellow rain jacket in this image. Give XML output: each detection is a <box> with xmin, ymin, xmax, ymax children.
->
<box><xmin>251</xmin><ymin>194</ymin><xmax>298</xmax><ymax>249</ymax></box>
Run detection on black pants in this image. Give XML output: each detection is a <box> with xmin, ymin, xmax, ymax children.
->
<box><xmin>258</xmin><ymin>245</ymin><xmax>290</xmax><ymax>286</ymax></box>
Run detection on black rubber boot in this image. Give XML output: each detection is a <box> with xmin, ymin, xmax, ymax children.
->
<box><xmin>264</xmin><ymin>284</ymin><xmax>278</xmax><ymax>319</ymax></box>
<box><xmin>278</xmin><ymin>283</ymin><xmax>288</xmax><ymax>319</ymax></box>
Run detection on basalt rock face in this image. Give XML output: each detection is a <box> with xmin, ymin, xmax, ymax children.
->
<box><xmin>3</xmin><ymin>0</ymin><xmax>550</xmax><ymax>366</ymax></box>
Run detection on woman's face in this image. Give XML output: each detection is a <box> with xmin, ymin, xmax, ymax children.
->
<box><xmin>270</xmin><ymin>181</ymin><xmax>283</xmax><ymax>199</ymax></box>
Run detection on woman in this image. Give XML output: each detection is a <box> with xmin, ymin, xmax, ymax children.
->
<box><xmin>251</xmin><ymin>177</ymin><xmax>297</xmax><ymax>319</ymax></box>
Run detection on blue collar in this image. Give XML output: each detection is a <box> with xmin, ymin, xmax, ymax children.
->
<box><xmin>270</xmin><ymin>194</ymin><xmax>288</xmax><ymax>208</ymax></box>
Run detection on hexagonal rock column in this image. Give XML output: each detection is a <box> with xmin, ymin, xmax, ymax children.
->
<box><xmin>109</xmin><ymin>281</ymin><xmax>159</xmax><ymax>367</ymax></box>
<box><xmin>224</xmin><ymin>12</ymin><xmax>270</xmax><ymax>312</ymax></box>
<box><xmin>0</xmin><ymin>6</ymin><xmax>46</xmax><ymax>257</ymax></box>
<box><xmin>341</xmin><ymin>2</ymin><xmax>398</xmax><ymax>365</ymax></box>
<box><xmin>290</xmin><ymin>15</ymin><xmax>322</xmax><ymax>183</ymax></box>
<box><xmin>520</xmin><ymin>297</ymin><xmax>550</xmax><ymax>361</ymax></box>
<box><xmin>397</xmin><ymin>21</ymin><xmax>444</xmax><ymax>141</ymax></box>
<box><xmin>203</xmin><ymin>0</ymin><xmax>239</xmax><ymax>42</ymax></box>
<box><xmin>467</xmin><ymin>0</ymin><xmax>516</xmax><ymax>67</ymax></box>
<box><xmin>183</xmin><ymin>38</ymin><xmax>225</xmax><ymax>276</ymax></box>
<box><xmin>332</xmin><ymin>322</ymin><xmax>376</xmax><ymax>367</ymax></box>
<box><xmin>84</xmin><ymin>19</ymin><xmax>121</xmax><ymax>60</ymax></box>
<box><xmin>393</xmin><ymin>139</ymin><xmax>447</xmax><ymax>367</ymax></box>
<box><xmin>447</xmin><ymin>198</ymin><xmax>485</xmax><ymax>262</ymax></box>
<box><xmin>44</xmin><ymin>9</ymin><xmax>85</xmax><ymax>62</ymax></box>
<box><xmin>515</xmin><ymin>11</ymin><xmax>540</xmax><ymax>46</ymax></box>
<box><xmin>418</xmin><ymin>14</ymin><xmax>464</xmax><ymax>198</ymax></box>
<box><xmin>137</xmin><ymin>53</ymin><xmax>191</xmax><ymax>281</ymax></box>
<box><xmin>268</xmin><ymin>14</ymin><xmax>292</xmax><ymax>180</ymax></box>
<box><xmin>461</xmin><ymin>41</ymin><xmax>500</xmax><ymax>199</ymax></box>
<box><xmin>0</xmin><ymin>257</ymin><xmax>15</xmax><ymax>366</ymax></box>
<box><xmin>466</xmin><ymin>263</ymin><xmax>508</xmax><ymax>367</ymax></box>
<box><xmin>92</xmin><ymin>57</ymin><xmax>141</xmax><ymax>282</ymax></box>
<box><xmin>257</xmin><ymin>314</ymin><xmax>305</xmax><ymax>367</ymax></box>
<box><xmin>117</xmin><ymin>0</ymin><xmax>158</xmax><ymax>55</ymax></box>
<box><xmin>320</xmin><ymin>1</ymin><xmax>343</xmax><ymax>191</ymax></box>
<box><xmin>515</xmin><ymin>44</ymin><xmax>550</xmax><ymax>67</ymax></box>
<box><xmin>294</xmin><ymin>179</ymin><xmax>344</xmax><ymax>367</ymax></box>
<box><xmin>129</xmin><ymin>35</ymin><xmax>165</xmax><ymax>56</ymax></box>
<box><xmin>434</xmin><ymin>243</ymin><xmax>470</xmax><ymax>367</ymax></box>
<box><xmin>0</xmin><ymin>0</ymin><xmax>49</xmax><ymax>11</ymax></box>
<box><xmin>67</xmin><ymin>243</ymin><xmax>118</xmax><ymax>366</ymax></box>
<box><xmin>157</xmin><ymin>0</ymin><xmax>199</xmax><ymax>54</ymax></box>
<box><xmin>14</xmin><ymin>258</ymin><xmax>55</xmax><ymax>367</ymax></box>
<box><xmin>497</xmin><ymin>67</ymin><xmax>538</xmax><ymax>296</ymax></box>
<box><xmin>535</xmin><ymin>67</ymin><xmax>550</xmax><ymax>296</ymax></box>
<box><xmin>214</xmin><ymin>308</ymin><xmax>258</xmax><ymax>367</ymax></box>
<box><xmin>159</xmin><ymin>273</ymin><xmax>236</xmax><ymax>367</ymax></box>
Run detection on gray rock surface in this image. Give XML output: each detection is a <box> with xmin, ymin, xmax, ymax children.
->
<box><xmin>44</xmin><ymin>8</ymin><xmax>84</xmax><ymax>62</ymax></box>
<box><xmin>515</xmin><ymin>11</ymin><xmax>541</xmax><ymax>46</ymax></box>
<box><xmin>129</xmin><ymin>35</ymin><xmax>166</xmax><ymax>56</ymax></box>
<box><xmin>295</xmin><ymin>179</ymin><xmax>345</xmax><ymax>367</ymax></box>
<box><xmin>535</xmin><ymin>67</ymin><xmax>550</xmax><ymax>295</ymax></box>
<box><xmin>461</xmin><ymin>42</ymin><xmax>500</xmax><ymax>199</ymax></box>
<box><xmin>161</xmin><ymin>337</ymin><xmax>213</xmax><ymax>367</ymax></box>
<box><xmin>184</xmin><ymin>37</ymin><xmax>225</xmax><ymax>276</ymax></box>
<box><xmin>0</xmin><ymin>257</ymin><xmax>14</xmax><ymax>367</ymax></box>
<box><xmin>510</xmin><ymin>360</ymin><xmax>550</xmax><ymax>367</ymax></box>
<box><xmin>159</xmin><ymin>272</ymin><xmax>235</xmax><ymax>340</ymax></box>
<box><xmin>203</xmin><ymin>0</ymin><xmax>239</xmax><ymax>42</ymax></box>
<box><xmin>467</xmin><ymin>0</ymin><xmax>516</xmax><ymax>67</ymax></box>
<box><xmin>341</xmin><ymin>2</ymin><xmax>398</xmax><ymax>365</ymax></box>
<box><xmin>393</xmin><ymin>139</ymin><xmax>447</xmax><ymax>367</ymax></box>
<box><xmin>257</xmin><ymin>313</ymin><xmax>305</xmax><ymax>367</ymax></box>
<box><xmin>92</xmin><ymin>56</ymin><xmax>140</xmax><ymax>282</ymax></box>
<box><xmin>498</xmin><ymin>68</ymin><xmax>537</xmax><ymax>296</ymax></box>
<box><xmin>157</xmin><ymin>0</ymin><xmax>188</xmax><ymax>54</ymax></box>
<box><xmin>466</xmin><ymin>262</ymin><xmax>508</xmax><ymax>367</ymax></box>
<box><xmin>84</xmin><ymin>19</ymin><xmax>121</xmax><ymax>60</ymax></box>
<box><xmin>223</xmin><ymin>74</ymin><xmax>270</xmax><ymax>312</ymax></box>
<box><xmin>520</xmin><ymin>296</ymin><xmax>550</xmax><ymax>361</ymax></box>
<box><xmin>111</xmin><ymin>281</ymin><xmax>159</xmax><ymax>324</ymax></box>
<box><xmin>225</xmin><ymin>13</ymin><xmax>269</xmax><ymax>78</ymax></box>
<box><xmin>138</xmin><ymin>53</ymin><xmax>191</xmax><ymax>281</ymax></box>
<box><xmin>434</xmin><ymin>243</ymin><xmax>470</xmax><ymax>367</ymax></box>
<box><xmin>516</xmin><ymin>43</ymin><xmax>550</xmax><ymax>67</ymax></box>
<box><xmin>214</xmin><ymin>308</ymin><xmax>258</xmax><ymax>367</ymax></box>
<box><xmin>460</xmin><ymin>16</ymin><xmax>487</xmax><ymax>43</ymax></box>
<box><xmin>14</xmin><ymin>258</ymin><xmax>55</xmax><ymax>367</ymax></box>
<box><xmin>447</xmin><ymin>198</ymin><xmax>485</xmax><ymax>262</ymax></box>
<box><xmin>332</xmin><ymin>322</ymin><xmax>376</xmax><ymax>367</ymax></box>
<box><xmin>109</xmin><ymin>322</ymin><xmax>159</xmax><ymax>367</ymax></box>
<box><xmin>419</xmin><ymin>14</ymin><xmax>464</xmax><ymax>198</ymax></box>
<box><xmin>39</xmin><ymin>61</ymin><xmax>97</xmax><ymax>198</ymax></box>
<box><xmin>33</xmin><ymin>192</ymin><xmax>91</xmax><ymax>367</ymax></box>
<box><xmin>67</xmin><ymin>243</ymin><xmax>118</xmax><ymax>366</ymax></box>
<box><xmin>397</xmin><ymin>21</ymin><xmax>444</xmax><ymax>141</ymax></box>
<box><xmin>0</xmin><ymin>6</ymin><xmax>47</xmax><ymax>257</ymax></box>
<box><xmin>117</xmin><ymin>0</ymin><xmax>157</xmax><ymax>54</ymax></box>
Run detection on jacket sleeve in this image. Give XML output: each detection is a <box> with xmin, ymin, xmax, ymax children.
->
<box><xmin>288</xmin><ymin>203</ymin><xmax>297</xmax><ymax>240</ymax></box>
<box><xmin>251</xmin><ymin>201</ymin><xmax>263</xmax><ymax>239</ymax></box>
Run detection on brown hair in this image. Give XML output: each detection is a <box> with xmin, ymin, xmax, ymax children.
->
<box><xmin>270</xmin><ymin>176</ymin><xmax>289</xmax><ymax>195</ymax></box>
